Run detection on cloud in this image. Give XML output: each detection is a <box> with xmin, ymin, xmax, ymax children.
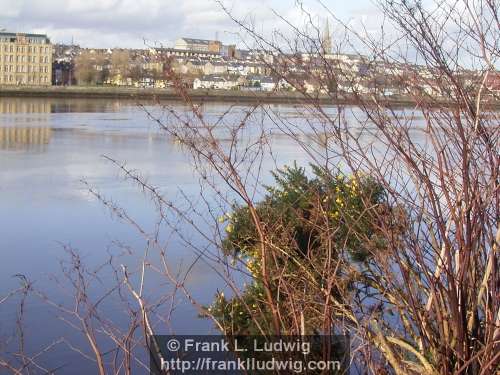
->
<box><xmin>0</xmin><ymin>0</ymin><xmax>268</xmax><ymax>47</ymax></box>
<box><xmin>0</xmin><ymin>0</ymin><xmax>376</xmax><ymax>48</ymax></box>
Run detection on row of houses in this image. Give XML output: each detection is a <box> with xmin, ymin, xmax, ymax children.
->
<box><xmin>193</xmin><ymin>75</ymin><xmax>282</xmax><ymax>91</ymax></box>
<box><xmin>172</xmin><ymin>58</ymin><xmax>270</xmax><ymax>76</ymax></box>
<box><xmin>47</xmin><ymin>38</ymin><xmax>500</xmax><ymax>96</ymax></box>
<box><xmin>52</xmin><ymin>43</ymin><xmax>500</xmax><ymax>97</ymax></box>
<box><xmin>2</xmin><ymin>30</ymin><xmax>499</xmax><ymax>99</ymax></box>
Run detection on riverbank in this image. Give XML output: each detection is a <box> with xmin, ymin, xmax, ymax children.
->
<box><xmin>1</xmin><ymin>85</ymin><xmax>499</xmax><ymax>109</ymax></box>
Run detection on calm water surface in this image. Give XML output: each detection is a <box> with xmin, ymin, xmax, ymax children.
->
<box><xmin>0</xmin><ymin>97</ymin><xmax>428</xmax><ymax>373</ymax></box>
<box><xmin>0</xmin><ymin>97</ymin><xmax>324</xmax><ymax>373</ymax></box>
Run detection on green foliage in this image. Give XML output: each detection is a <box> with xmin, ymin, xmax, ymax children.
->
<box><xmin>222</xmin><ymin>162</ymin><xmax>386</xmax><ymax>263</ymax></box>
<box><xmin>207</xmin><ymin>163</ymin><xmax>393</xmax><ymax>335</ymax></box>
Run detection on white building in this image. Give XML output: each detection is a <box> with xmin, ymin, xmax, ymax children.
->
<box><xmin>175</xmin><ymin>38</ymin><xmax>210</xmax><ymax>51</ymax></box>
<box><xmin>193</xmin><ymin>75</ymin><xmax>240</xmax><ymax>90</ymax></box>
<box><xmin>246</xmin><ymin>75</ymin><xmax>277</xmax><ymax>91</ymax></box>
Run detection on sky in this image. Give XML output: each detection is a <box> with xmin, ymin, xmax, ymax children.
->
<box><xmin>0</xmin><ymin>0</ymin><xmax>380</xmax><ymax>49</ymax></box>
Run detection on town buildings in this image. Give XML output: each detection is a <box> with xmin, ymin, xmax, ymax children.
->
<box><xmin>174</xmin><ymin>38</ymin><xmax>222</xmax><ymax>53</ymax></box>
<box><xmin>2</xmin><ymin>30</ymin><xmax>495</xmax><ymax>99</ymax></box>
<box><xmin>0</xmin><ymin>31</ymin><xmax>53</xmax><ymax>86</ymax></box>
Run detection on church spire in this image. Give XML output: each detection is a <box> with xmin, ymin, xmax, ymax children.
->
<box><xmin>321</xmin><ymin>18</ymin><xmax>332</xmax><ymax>55</ymax></box>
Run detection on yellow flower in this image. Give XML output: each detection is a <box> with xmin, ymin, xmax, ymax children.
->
<box><xmin>225</xmin><ymin>224</ymin><xmax>234</xmax><ymax>233</ymax></box>
<box><xmin>218</xmin><ymin>215</ymin><xmax>226</xmax><ymax>223</ymax></box>
<box><xmin>336</xmin><ymin>197</ymin><xmax>342</xmax><ymax>204</ymax></box>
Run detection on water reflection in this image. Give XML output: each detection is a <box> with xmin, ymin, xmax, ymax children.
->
<box><xmin>0</xmin><ymin>97</ymin><xmax>136</xmax><ymax>114</ymax></box>
<box><xmin>0</xmin><ymin>98</ymin><xmax>51</xmax><ymax>114</ymax></box>
<box><xmin>0</xmin><ymin>97</ymin><xmax>433</xmax><ymax>373</ymax></box>
<box><xmin>0</xmin><ymin>126</ymin><xmax>51</xmax><ymax>150</ymax></box>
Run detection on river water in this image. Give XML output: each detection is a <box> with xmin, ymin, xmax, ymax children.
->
<box><xmin>0</xmin><ymin>97</ymin><xmax>428</xmax><ymax>373</ymax></box>
<box><xmin>0</xmin><ymin>97</ymin><xmax>330</xmax><ymax>373</ymax></box>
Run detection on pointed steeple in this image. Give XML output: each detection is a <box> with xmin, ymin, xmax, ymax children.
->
<box><xmin>321</xmin><ymin>18</ymin><xmax>332</xmax><ymax>55</ymax></box>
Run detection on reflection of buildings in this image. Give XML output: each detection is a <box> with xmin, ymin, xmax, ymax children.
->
<box><xmin>0</xmin><ymin>97</ymin><xmax>127</xmax><ymax>114</ymax></box>
<box><xmin>0</xmin><ymin>98</ymin><xmax>51</xmax><ymax>114</ymax></box>
<box><xmin>0</xmin><ymin>127</ymin><xmax>52</xmax><ymax>150</ymax></box>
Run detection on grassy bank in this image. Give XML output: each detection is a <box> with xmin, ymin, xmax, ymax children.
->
<box><xmin>1</xmin><ymin>85</ymin><xmax>499</xmax><ymax>109</ymax></box>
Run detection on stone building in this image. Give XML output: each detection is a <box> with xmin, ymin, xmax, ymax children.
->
<box><xmin>174</xmin><ymin>38</ymin><xmax>222</xmax><ymax>53</ymax></box>
<box><xmin>0</xmin><ymin>31</ymin><xmax>53</xmax><ymax>86</ymax></box>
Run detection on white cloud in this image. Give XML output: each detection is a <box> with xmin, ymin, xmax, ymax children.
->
<box><xmin>0</xmin><ymin>0</ymin><xmax>377</xmax><ymax>48</ymax></box>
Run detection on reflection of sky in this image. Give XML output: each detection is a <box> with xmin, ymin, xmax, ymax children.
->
<box><xmin>0</xmin><ymin>98</ymin><xmax>430</xmax><ymax>288</ymax></box>
<box><xmin>0</xmin><ymin>97</ymin><xmax>431</xmax><ymax>373</ymax></box>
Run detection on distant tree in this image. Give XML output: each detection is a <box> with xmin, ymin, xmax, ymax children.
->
<box><xmin>111</xmin><ymin>50</ymin><xmax>130</xmax><ymax>78</ymax></box>
<box><xmin>127</xmin><ymin>65</ymin><xmax>144</xmax><ymax>84</ymax></box>
<box><xmin>74</xmin><ymin>52</ymin><xmax>97</xmax><ymax>85</ymax></box>
<box><xmin>74</xmin><ymin>51</ymin><xmax>109</xmax><ymax>85</ymax></box>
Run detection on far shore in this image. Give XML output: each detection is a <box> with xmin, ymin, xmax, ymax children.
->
<box><xmin>1</xmin><ymin>85</ymin><xmax>499</xmax><ymax>109</ymax></box>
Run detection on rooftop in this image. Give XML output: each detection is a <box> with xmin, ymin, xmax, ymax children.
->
<box><xmin>198</xmin><ymin>74</ymin><xmax>239</xmax><ymax>82</ymax></box>
<box><xmin>0</xmin><ymin>31</ymin><xmax>50</xmax><ymax>43</ymax></box>
<box><xmin>179</xmin><ymin>38</ymin><xmax>212</xmax><ymax>45</ymax></box>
